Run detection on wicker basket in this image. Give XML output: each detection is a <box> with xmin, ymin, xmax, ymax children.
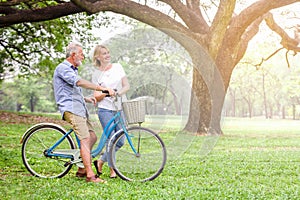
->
<box><xmin>122</xmin><ymin>100</ymin><xmax>146</xmax><ymax>124</ymax></box>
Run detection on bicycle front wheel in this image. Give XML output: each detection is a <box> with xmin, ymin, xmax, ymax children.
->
<box><xmin>21</xmin><ymin>124</ymin><xmax>76</xmax><ymax>178</ymax></box>
<box><xmin>109</xmin><ymin>126</ymin><xmax>167</xmax><ymax>182</ymax></box>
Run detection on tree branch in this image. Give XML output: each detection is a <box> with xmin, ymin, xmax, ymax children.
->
<box><xmin>209</xmin><ymin>0</ymin><xmax>236</xmax><ymax>59</ymax></box>
<box><xmin>0</xmin><ymin>2</ymin><xmax>84</xmax><ymax>28</ymax></box>
<box><xmin>264</xmin><ymin>12</ymin><xmax>300</xmax><ymax>52</ymax></box>
<box><xmin>71</xmin><ymin>0</ymin><xmax>193</xmax><ymax>39</ymax></box>
<box><xmin>285</xmin><ymin>50</ymin><xmax>291</xmax><ymax>68</ymax></box>
<box><xmin>229</xmin><ymin>0</ymin><xmax>300</xmax><ymax>41</ymax></box>
<box><xmin>216</xmin><ymin>0</ymin><xmax>300</xmax><ymax>72</ymax></box>
<box><xmin>186</xmin><ymin>0</ymin><xmax>200</xmax><ymax>14</ymax></box>
<box><xmin>254</xmin><ymin>47</ymin><xmax>285</xmax><ymax>68</ymax></box>
<box><xmin>0</xmin><ymin>0</ymin><xmax>31</xmax><ymax>6</ymax></box>
<box><xmin>159</xmin><ymin>0</ymin><xmax>209</xmax><ymax>33</ymax></box>
<box><xmin>234</xmin><ymin>15</ymin><xmax>265</xmax><ymax>66</ymax></box>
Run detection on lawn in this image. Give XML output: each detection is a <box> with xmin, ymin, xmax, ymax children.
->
<box><xmin>0</xmin><ymin>113</ymin><xmax>299</xmax><ymax>199</ymax></box>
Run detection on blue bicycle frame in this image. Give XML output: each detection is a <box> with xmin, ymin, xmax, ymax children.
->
<box><xmin>45</xmin><ymin>129</ymin><xmax>74</xmax><ymax>159</ymax></box>
<box><xmin>44</xmin><ymin>110</ymin><xmax>138</xmax><ymax>163</ymax></box>
<box><xmin>91</xmin><ymin>110</ymin><xmax>138</xmax><ymax>157</ymax></box>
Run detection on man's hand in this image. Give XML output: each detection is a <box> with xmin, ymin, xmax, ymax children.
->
<box><xmin>84</xmin><ymin>97</ymin><xmax>97</xmax><ymax>106</ymax></box>
<box><xmin>94</xmin><ymin>91</ymin><xmax>106</xmax><ymax>102</ymax></box>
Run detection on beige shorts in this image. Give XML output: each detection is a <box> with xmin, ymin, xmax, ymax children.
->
<box><xmin>63</xmin><ymin>111</ymin><xmax>94</xmax><ymax>140</ymax></box>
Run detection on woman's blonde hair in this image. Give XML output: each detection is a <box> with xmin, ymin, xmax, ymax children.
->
<box><xmin>92</xmin><ymin>44</ymin><xmax>109</xmax><ymax>67</ymax></box>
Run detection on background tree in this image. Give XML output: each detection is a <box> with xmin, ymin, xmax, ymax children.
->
<box><xmin>0</xmin><ymin>76</ymin><xmax>56</xmax><ymax>112</ymax></box>
<box><xmin>283</xmin><ymin>66</ymin><xmax>300</xmax><ymax>120</ymax></box>
<box><xmin>225</xmin><ymin>35</ymin><xmax>299</xmax><ymax>119</ymax></box>
<box><xmin>0</xmin><ymin>2</ymin><xmax>104</xmax><ymax>81</ymax></box>
<box><xmin>1</xmin><ymin>0</ymin><xmax>300</xmax><ymax>135</ymax></box>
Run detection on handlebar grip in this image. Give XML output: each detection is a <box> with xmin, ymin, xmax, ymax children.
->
<box><xmin>102</xmin><ymin>89</ymin><xmax>117</xmax><ymax>97</ymax></box>
<box><xmin>102</xmin><ymin>90</ymin><xmax>110</xmax><ymax>97</ymax></box>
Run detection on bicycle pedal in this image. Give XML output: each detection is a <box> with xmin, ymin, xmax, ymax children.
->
<box><xmin>76</xmin><ymin>162</ymin><xmax>84</xmax><ymax>168</ymax></box>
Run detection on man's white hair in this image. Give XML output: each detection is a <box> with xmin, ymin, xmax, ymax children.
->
<box><xmin>66</xmin><ymin>41</ymin><xmax>82</xmax><ymax>58</ymax></box>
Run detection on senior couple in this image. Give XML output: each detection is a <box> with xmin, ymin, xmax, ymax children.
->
<box><xmin>53</xmin><ymin>42</ymin><xmax>129</xmax><ymax>183</ymax></box>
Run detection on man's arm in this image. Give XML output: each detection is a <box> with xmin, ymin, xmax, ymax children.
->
<box><xmin>76</xmin><ymin>79</ymin><xmax>115</xmax><ymax>95</ymax></box>
<box><xmin>76</xmin><ymin>79</ymin><xmax>103</xmax><ymax>91</ymax></box>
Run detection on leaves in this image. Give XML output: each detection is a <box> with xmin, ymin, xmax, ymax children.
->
<box><xmin>0</xmin><ymin>13</ymin><xmax>98</xmax><ymax>80</ymax></box>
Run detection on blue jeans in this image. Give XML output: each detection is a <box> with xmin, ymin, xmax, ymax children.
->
<box><xmin>97</xmin><ymin>108</ymin><xmax>125</xmax><ymax>167</ymax></box>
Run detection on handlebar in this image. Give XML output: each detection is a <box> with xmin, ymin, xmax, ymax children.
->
<box><xmin>102</xmin><ymin>89</ymin><xmax>117</xmax><ymax>97</ymax></box>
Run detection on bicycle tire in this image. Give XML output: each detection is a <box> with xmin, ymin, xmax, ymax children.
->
<box><xmin>21</xmin><ymin>124</ymin><xmax>76</xmax><ymax>178</ymax></box>
<box><xmin>109</xmin><ymin>126</ymin><xmax>167</xmax><ymax>182</ymax></box>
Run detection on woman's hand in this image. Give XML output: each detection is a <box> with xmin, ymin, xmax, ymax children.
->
<box><xmin>106</xmin><ymin>88</ymin><xmax>116</xmax><ymax>96</ymax></box>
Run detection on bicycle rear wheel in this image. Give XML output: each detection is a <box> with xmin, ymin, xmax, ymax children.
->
<box><xmin>21</xmin><ymin>124</ymin><xmax>76</xmax><ymax>178</ymax></box>
<box><xmin>109</xmin><ymin>126</ymin><xmax>167</xmax><ymax>182</ymax></box>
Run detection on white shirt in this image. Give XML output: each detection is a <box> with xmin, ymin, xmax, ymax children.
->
<box><xmin>92</xmin><ymin>63</ymin><xmax>126</xmax><ymax>110</ymax></box>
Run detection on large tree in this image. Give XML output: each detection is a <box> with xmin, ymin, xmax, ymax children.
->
<box><xmin>1</xmin><ymin>0</ymin><xmax>300</xmax><ymax>135</ymax></box>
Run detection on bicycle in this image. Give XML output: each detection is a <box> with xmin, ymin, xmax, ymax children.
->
<box><xmin>20</xmin><ymin>96</ymin><xmax>167</xmax><ymax>182</ymax></box>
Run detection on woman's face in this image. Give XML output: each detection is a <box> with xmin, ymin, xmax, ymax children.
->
<box><xmin>97</xmin><ymin>47</ymin><xmax>111</xmax><ymax>64</ymax></box>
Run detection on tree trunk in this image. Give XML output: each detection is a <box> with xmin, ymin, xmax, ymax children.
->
<box><xmin>184</xmin><ymin>63</ymin><xmax>226</xmax><ymax>135</ymax></box>
<box><xmin>247</xmin><ymin>99</ymin><xmax>252</xmax><ymax>118</ymax></box>
<box><xmin>30</xmin><ymin>95</ymin><xmax>35</xmax><ymax>112</ymax></box>
<box><xmin>262</xmin><ymin>72</ymin><xmax>268</xmax><ymax>119</ymax></box>
<box><xmin>184</xmin><ymin>68</ymin><xmax>210</xmax><ymax>134</ymax></box>
<box><xmin>170</xmin><ymin>89</ymin><xmax>181</xmax><ymax>115</ymax></box>
<box><xmin>282</xmin><ymin>106</ymin><xmax>285</xmax><ymax>119</ymax></box>
<box><xmin>16</xmin><ymin>103</ymin><xmax>22</xmax><ymax>112</ymax></box>
<box><xmin>292</xmin><ymin>104</ymin><xmax>296</xmax><ymax>120</ymax></box>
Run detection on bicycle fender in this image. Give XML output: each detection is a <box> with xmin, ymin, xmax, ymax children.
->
<box><xmin>20</xmin><ymin>123</ymin><xmax>67</xmax><ymax>144</ymax></box>
<box><xmin>107</xmin><ymin>129</ymin><xmax>124</xmax><ymax>152</ymax></box>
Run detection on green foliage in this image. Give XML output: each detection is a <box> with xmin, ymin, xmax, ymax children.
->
<box><xmin>1</xmin><ymin>20</ymin><xmax>66</xmax><ymax>78</ymax></box>
<box><xmin>0</xmin><ymin>12</ymin><xmax>99</xmax><ymax>81</ymax></box>
<box><xmin>0</xmin><ymin>76</ymin><xmax>56</xmax><ymax>112</ymax></box>
<box><xmin>1</xmin><ymin>117</ymin><xmax>300</xmax><ymax>199</ymax></box>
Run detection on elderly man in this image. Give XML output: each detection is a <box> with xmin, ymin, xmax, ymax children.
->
<box><xmin>53</xmin><ymin>42</ymin><xmax>115</xmax><ymax>183</ymax></box>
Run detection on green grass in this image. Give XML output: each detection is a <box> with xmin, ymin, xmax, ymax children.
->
<box><xmin>1</xmin><ymin>116</ymin><xmax>300</xmax><ymax>199</ymax></box>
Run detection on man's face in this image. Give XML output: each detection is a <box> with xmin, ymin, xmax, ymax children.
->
<box><xmin>74</xmin><ymin>47</ymin><xmax>84</xmax><ymax>67</ymax></box>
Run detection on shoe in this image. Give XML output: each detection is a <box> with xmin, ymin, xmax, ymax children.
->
<box><xmin>93</xmin><ymin>160</ymin><xmax>102</xmax><ymax>175</ymax></box>
<box><xmin>75</xmin><ymin>171</ymin><xmax>87</xmax><ymax>178</ymax></box>
<box><xmin>86</xmin><ymin>175</ymin><xmax>106</xmax><ymax>183</ymax></box>
<box><xmin>109</xmin><ymin>168</ymin><xmax>117</xmax><ymax>179</ymax></box>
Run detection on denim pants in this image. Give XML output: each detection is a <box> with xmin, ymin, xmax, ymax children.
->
<box><xmin>97</xmin><ymin>108</ymin><xmax>125</xmax><ymax>167</ymax></box>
